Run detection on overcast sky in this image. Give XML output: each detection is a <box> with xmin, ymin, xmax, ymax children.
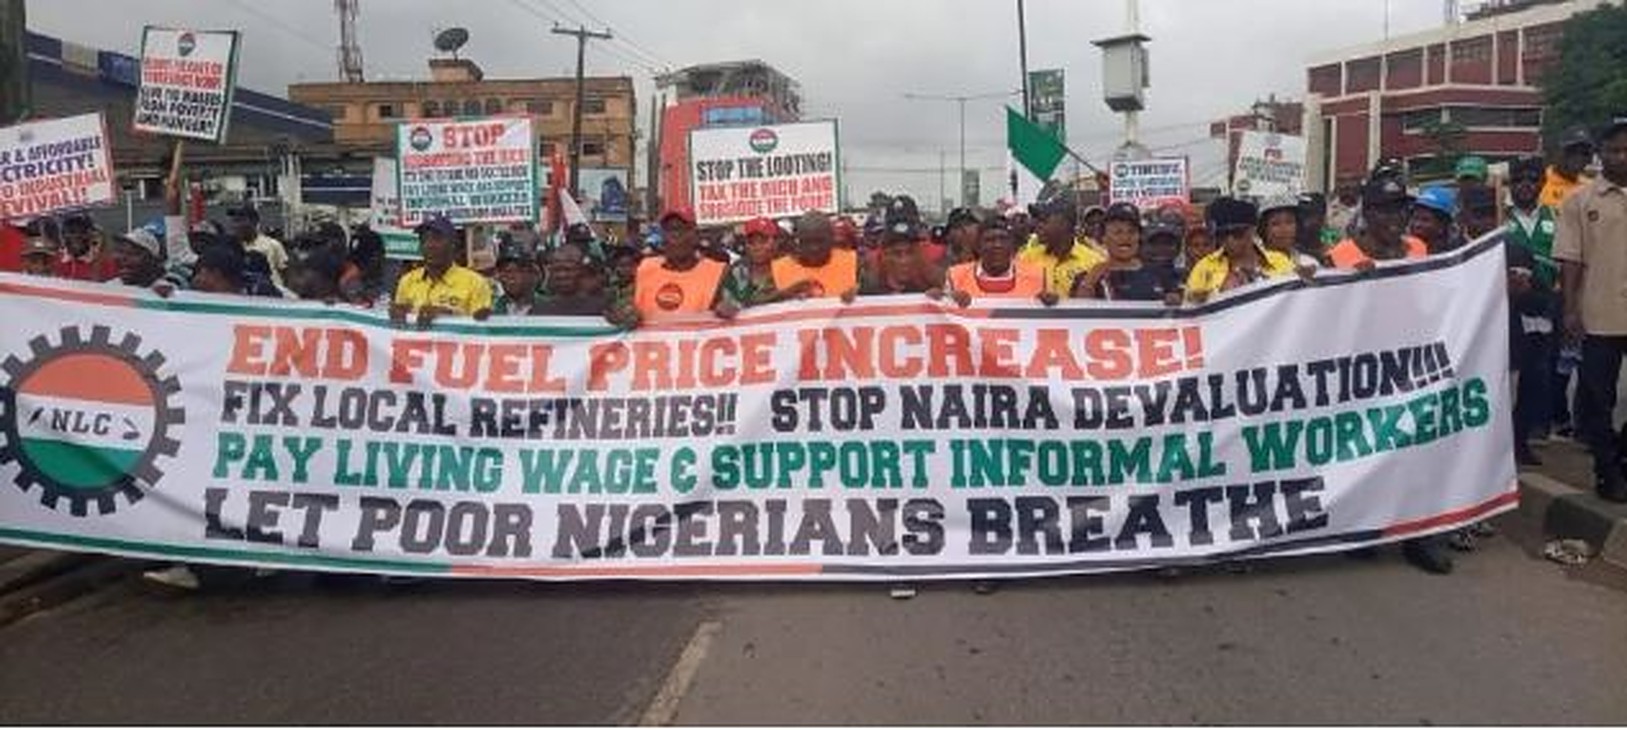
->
<box><xmin>28</xmin><ymin>0</ymin><xmax>1444</xmax><ymax>210</ymax></box>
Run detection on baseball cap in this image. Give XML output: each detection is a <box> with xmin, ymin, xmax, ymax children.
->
<box><xmin>1206</xmin><ymin>197</ymin><xmax>1258</xmax><ymax>232</ymax></box>
<box><xmin>414</xmin><ymin>214</ymin><xmax>457</xmax><ymax>239</ymax></box>
<box><xmin>1510</xmin><ymin>155</ymin><xmax>1546</xmax><ymax>181</ymax></box>
<box><xmin>1454</xmin><ymin>156</ymin><xmax>1489</xmax><ymax>182</ymax></box>
<box><xmin>946</xmin><ymin>207</ymin><xmax>980</xmax><ymax>229</ymax></box>
<box><xmin>1258</xmin><ymin>195</ymin><xmax>1300</xmax><ymax>218</ymax></box>
<box><xmin>1360</xmin><ymin>176</ymin><xmax>1413</xmax><ymax>209</ymax></box>
<box><xmin>743</xmin><ymin>217</ymin><xmax>778</xmax><ymax>238</ymax></box>
<box><xmin>659</xmin><ymin>207</ymin><xmax>696</xmax><ymax>228</ymax></box>
<box><xmin>1561</xmin><ymin>126</ymin><xmax>1595</xmax><ymax>151</ymax></box>
<box><xmin>194</xmin><ymin>243</ymin><xmax>246</xmax><ymax>283</ymax></box>
<box><xmin>1603</xmin><ymin>113</ymin><xmax>1627</xmax><ymax>143</ymax></box>
<box><xmin>886</xmin><ymin>195</ymin><xmax>921</xmax><ymax>225</ymax></box>
<box><xmin>1103</xmin><ymin>201</ymin><xmax>1142</xmax><ymax>228</ymax></box>
<box><xmin>495</xmin><ymin>237</ymin><xmax>537</xmax><ymax>266</ymax></box>
<box><xmin>1145</xmin><ymin>218</ymin><xmax>1183</xmax><ymax>242</ymax></box>
<box><xmin>564</xmin><ymin>222</ymin><xmax>596</xmax><ymax>243</ymax></box>
<box><xmin>114</xmin><ymin>219</ymin><xmax>166</xmax><ymax>258</ymax></box>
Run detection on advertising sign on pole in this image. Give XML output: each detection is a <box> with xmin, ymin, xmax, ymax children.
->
<box><xmin>688</xmin><ymin>121</ymin><xmax>840</xmax><ymax>226</ymax></box>
<box><xmin>133</xmin><ymin>27</ymin><xmax>241</xmax><ymax>143</ymax></box>
<box><xmin>1109</xmin><ymin>157</ymin><xmax>1190</xmax><ymax>211</ymax></box>
<box><xmin>1232</xmin><ymin>130</ymin><xmax>1308</xmax><ymax>198</ymax></box>
<box><xmin>395</xmin><ymin>117</ymin><xmax>539</xmax><ymax>227</ymax></box>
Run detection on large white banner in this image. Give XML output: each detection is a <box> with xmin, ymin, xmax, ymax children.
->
<box><xmin>133</xmin><ymin>27</ymin><xmax>241</xmax><ymax>143</ymax></box>
<box><xmin>689</xmin><ymin>121</ymin><xmax>840</xmax><ymax>226</ymax></box>
<box><xmin>0</xmin><ymin>114</ymin><xmax>116</xmax><ymax>220</ymax></box>
<box><xmin>395</xmin><ymin>117</ymin><xmax>538</xmax><ymax>227</ymax></box>
<box><xmin>0</xmin><ymin>236</ymin><xmax>1515</xmax><ymax>581</ymax></box>
<box><xmin>1233</xmin><ymin>131</ymin><xmax>1308</xmax><ymax>199</ymax></box>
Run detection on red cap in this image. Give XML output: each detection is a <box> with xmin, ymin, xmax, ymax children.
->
<box><xmin>743</xmin><ymin>217</ymin><xmax>778</xmax><ymax>238</ymax></box>
<box><xmin>659</xmin><ymin>207</ymin><xmax>696</xmax><ymax>227</ymax></box>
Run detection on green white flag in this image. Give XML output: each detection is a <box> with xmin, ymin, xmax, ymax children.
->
<box><xmin>1006</xmin><ymin>106</ymin><xmax>1066</xmax><ymax>180</ymax></box>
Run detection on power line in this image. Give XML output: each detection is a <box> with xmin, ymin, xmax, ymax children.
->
<box><xmin>508</xmin><ymin>0</ymin><xmax>664</xmax><ymax>76</ymax></box>
<box><xmin>556</xmin><ymin>0</ymin><xmax>674</xmax><ymax>70</ymax></box>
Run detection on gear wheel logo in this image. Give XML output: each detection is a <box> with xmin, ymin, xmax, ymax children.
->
<box><xmin>0</xmin><ymin>326</ymin><xmax>183</xmax><ymax>517</ymax></box>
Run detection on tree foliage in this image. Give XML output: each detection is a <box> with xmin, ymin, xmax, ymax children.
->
<box><xmin>1540</xmin><ymin>2</ymin><xmax>1627</xmax><ymax>152</ymax></box>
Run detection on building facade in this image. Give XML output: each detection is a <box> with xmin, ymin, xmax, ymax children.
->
<box><xmin>1303</xmin><ymin>0</ymin><xmax>1602</xmax><ymax>190</ymax></box>
<box><xmin>25</xmin><ymin>31</ymin><xmax>333</xmax><ymax>198</ymax></box>
<box><xmin>288</xmin><ymin>58</ymin><xmax>637</xmax><ymax>184</ymax></box>
<box><xmin>654</xmin><ymin>61</ymin><xmax>803</xmax><ymax>215</ymax></box>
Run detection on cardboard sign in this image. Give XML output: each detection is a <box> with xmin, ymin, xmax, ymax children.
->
<box><xmin>1109</xmin><ymin>157</ymin><xmax>1190</xmax><ymax>211</ymax></box>
<box><xmin>368</xmin><ymin>157</ymin><xmax>421</xmax><ymax>260</ymax></box>
<box><xmin>395</xmin><ymin>118</ymin><xmax>538</xmax><ymax>227</ymax></box>
<box><xmin>134</xmin><ymin>27</ymin><xmax>241</xmax><ymax>143</ymax></box>
<box><xmin>1233</xmin><ymin>131</ymin><xmax>1307</xmax><ymax>199</ymax></box>
<box><xmin>0</xmin><ymin>114</ymin><xmax>117</xmax><ymax>220</ymax></box>
<box><xmin>688</xmin><ymin>121</ymin><xmax>840</xmax><ymax>226</ymax></box>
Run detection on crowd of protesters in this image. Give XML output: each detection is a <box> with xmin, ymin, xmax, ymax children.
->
<box><xmin>3</xmin><ymin>114</ymin><xmax>1626</xmax><ymax>586</ymax></box>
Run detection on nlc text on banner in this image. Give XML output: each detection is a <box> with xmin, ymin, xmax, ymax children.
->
<box><xmin>396</xmin><ymin>118</ymin><xmax>538</xmax><ymax>227</ymax></box>
<box><xmin>0</xmin><ymin>114</ymin><xmax>116</xmax><ymax>220</ymax></box>
<box><xmin>689</xmin><ymin>121</ymin><xmax>839</xmax><ymax>226</ymax></box>
<box><xmin>133</xmin><ymin>27</ymin><xmax>240</xmax><ymax>143</ymax></box>
<box><xmin>0</xmin><ymin>237</ymin><xmax>1515</xmax><ymax>580</ymax></box>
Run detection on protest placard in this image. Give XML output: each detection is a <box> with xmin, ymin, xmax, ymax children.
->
<box><xmin>1233</xmin><ymin>131</ymin><xmax>1308</xmax><ymax>199</ymax></box>
<box><xmin>369</xmin><ymin>157</ymin><xmax>421</xmax><ymax>260</ymax></box>
<box><xmin>396</xmin><ymin>118</ymin><xmax>538</xmax><ymax>227</ymax></box>
<box><xmin>689</xmin><ymin>121</ymin><xmax>840</xmax><ymax>226</ymax></box>
<box><xmin>133</xmin><ymin>27</ymin><xmax>240</xmax><ymax>143</ymax></box>
<box><xmin>0</xmin><ymin>235</ymin><xmax>1515</xmax><ymax>580</ymax></box>
<box><xmin>0</xmin><ymin>114</ymin><xmax>116</xmax><ymax>221</ymax></box>
<box><xmin>1109</xmin><ymin>157</ymin><xmax>1190</xmax><ymax>211</ymax></box>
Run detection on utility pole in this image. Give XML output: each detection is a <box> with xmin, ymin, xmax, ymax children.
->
<box><xmin>938</xmin><ymin>150</ymin><xmax>946</xmax><ymax>214</ymax></box>
<box><xmin>1017</xmin><ymin>0</ymin><xmax>1031</xmax><ymax>120</ymax></box>
<box><xmin>903</xmin><ymin>90</ymin><xmax>1016</xmax><ymax>207</ymax></box>
<box><xmin>552</xmin><ymin>24</ymin><xmax>612</xmax><ymax>197</ymax></box>
<box><xmin>0</xmin><ymin>0</ymin><xmax>29</xmax><ymax>124</ymax></box>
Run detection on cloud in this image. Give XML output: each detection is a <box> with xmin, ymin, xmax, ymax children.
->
<box><xmin>26</xmin><ymin>0</ymin><xmax>1444</xmax><ymax>210</ymax></box>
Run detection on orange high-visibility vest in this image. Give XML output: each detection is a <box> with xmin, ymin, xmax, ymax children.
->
<box><xmin>946</xmin><ymin>261</ymin><xmax>1047</xmax><ymax>298</ymax></box>
<box><xmin>634</xmin><ymin>256</ymin><xmax>726</xmax><ymax>318</ymax></box>
<box><xmin>771</xmin><ymin>248</ymin><xmax>858</xmax><ymax>298</ymax></box>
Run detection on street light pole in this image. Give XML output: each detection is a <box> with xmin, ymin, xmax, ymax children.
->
<box><xmin>1017</xmin><ymin>0</ymin><xmax>1031</xmax><ymax>120</ymax></box>
<box><xmin>903</xmin><ymin>90</ymin><xmax>1018</xmax><ymax>207</ymax></box>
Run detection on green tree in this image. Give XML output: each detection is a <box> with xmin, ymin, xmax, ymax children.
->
<box><xmin>1540</xmin><ymin>2</ymin><xmax>1627</xmax><ymax>153</ymax></box>
<box><xmin>1418</xmin><ymin>118</ymin><xmax>1469</xmax><ymax>179</ymax></box>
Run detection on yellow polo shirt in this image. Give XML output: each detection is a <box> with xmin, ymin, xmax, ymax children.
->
<box><xmin>393</xmin><ymin>264</ymin><xmax>494</xmax><ymax>315</ymax></box>
<box><xmin>1185</xmin><ymin>246</ymin><xmax>1295</xmax><ymax>301</ymax></box>
<box><xmin>1018</xmin><ymin>237</ymin><xmax>1106</xmax><ymax>295</ymax></box>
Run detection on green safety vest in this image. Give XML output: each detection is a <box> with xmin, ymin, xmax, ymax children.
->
<box><xmin>1506</xmin><ymin>206</ymin><xmax>1557</xmax><ymax>287</ymax></box>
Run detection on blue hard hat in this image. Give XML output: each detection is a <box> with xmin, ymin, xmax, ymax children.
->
<box><xmin>1413</xmin><ymin>186</ymin><xmax>1457</xmax><ymax>217</ymax></box>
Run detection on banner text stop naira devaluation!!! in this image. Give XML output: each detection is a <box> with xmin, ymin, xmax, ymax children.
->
<box><xmin>0</xmin><ymin>237</ymin><xmax>1517</xmax><ymax>580</ymax></box>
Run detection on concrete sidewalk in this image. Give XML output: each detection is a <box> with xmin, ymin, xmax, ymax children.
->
<box><xmin>1522</xmin><ymin>437</ymin><xmax>1627</xmax><ymax>574</ymax></box>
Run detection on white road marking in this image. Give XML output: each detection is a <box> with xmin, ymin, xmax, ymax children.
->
<box><xmin>638</xmin><ymin>620</ymin><xmax>722</xmax><ymax>726</ymax></box>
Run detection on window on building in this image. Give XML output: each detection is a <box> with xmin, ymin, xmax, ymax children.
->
<box><xmin>581</xmin><ymin>138</ymin><xmax>606</xmax><ymax>157</ymax></box>
<box><xmin>584</xmin><ymin>98</ymin><xmax>607</xmax><ymax>115</ymax></box>
<box><xmin>442</xmin><ymin>100</ymin><xmax>459</xmax><ymax>116</ymax></box>
<box><xmin>540</xmin><ymin>141</ymin><xmax>557</xmax><ymax>156</ymax></box>
<box><xmin>1345</xmin><ymin>57</ymin><xmax>1381</xmax><ymax>93</ymax></box>
<box><xmin>1400</xmin><ymin>108</ymin><xmax>1443</xmax><ymax>132</ymax></box>
<box><xmin>527</xmin><ymin>99</ymin><xmax>554</xmax><ymax>115</ymax></box>
<box><xmin>1448</xmin><ymin>106</ymin><xmax>1542</xmax><ymax>129</ymax></box>
<box><xmin>1451</xmin><ymin>36</ymin><xmax>1492</xmax><ymax>64</ymax></box>
<box><xmin>462</xmin><ymin>99</ymin><xmax>482</xmax><ymax>116</ymax></box>
<box><xmin>421</xmin><ymin>101</ymin><xmax>440</xmax><ymax>118</ymax></box>
<box><xmin>484</xmin><ymin>98</ymin><xmax>503</xmax><ymax>115</ymax></box>
<box><xmin>1524</xmin><ymin>24</ymin><xmax>1563</xmax><ymax>59</ymax></box>
<box><xmin>376</xmin><ymin>103</ymin><xmax>398</xmax><ymax>121</ymax></box>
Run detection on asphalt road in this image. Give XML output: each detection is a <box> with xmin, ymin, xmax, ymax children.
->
<box><xmin>2</xmin><ymin>516</ymin><xmax>1623</xmax><ymax>725</ymax></box>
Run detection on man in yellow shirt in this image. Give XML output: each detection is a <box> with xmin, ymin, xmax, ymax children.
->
<box><xmin>1019</xmin><ymin>196</ymin><xmax>1105</xmax><ymax>296</ymax></box>
<box><xmin>1185</xmin><ymin>197</ymin><xmax>1296</xmax><ymax>302</ymax></box>
<box><xmin>1541</xmin><ymin>128</ymin><xmax>1595</xmax><ymax>209</ymax></box>
<box><xmin>390</xmin><ymin>215</ymin><xmax>493</xmax><ymax>326</ymax></box>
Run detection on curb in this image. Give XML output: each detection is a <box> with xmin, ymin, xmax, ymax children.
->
<box><xmin>1518</xmin><ymin>472</ymin><xmax>1627</xmax><ymax>572</ymax></box>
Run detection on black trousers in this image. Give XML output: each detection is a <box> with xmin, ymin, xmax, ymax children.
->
<box><xmin>1576</xmin><ymin>335</ymin><xmax>1627</xmax><ymax>481</ymax></box>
